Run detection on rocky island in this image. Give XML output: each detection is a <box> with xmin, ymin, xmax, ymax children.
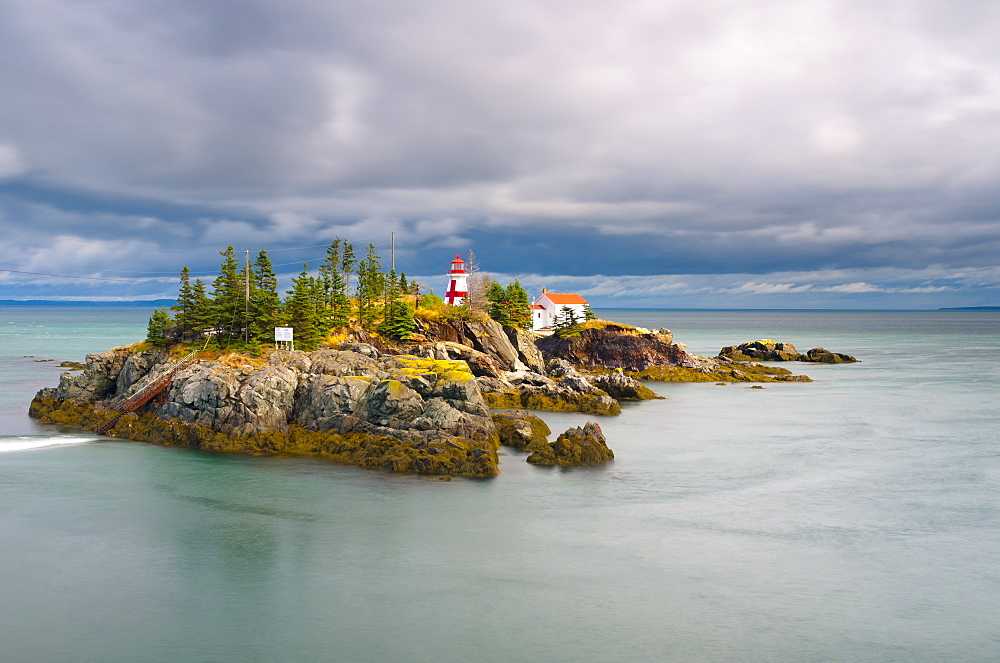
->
<box><xmin>28</xmin><ymin>242</ymin><xmax>858</xmax><ymax>478</ymax></box>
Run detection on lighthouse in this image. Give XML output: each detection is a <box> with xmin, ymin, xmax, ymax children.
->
<box><xmin>445</xmin><ymin>255</ymin><xmax>468</xmax><ymax>306</ymax></box>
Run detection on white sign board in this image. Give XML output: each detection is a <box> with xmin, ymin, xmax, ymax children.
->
<box><xmin>274</xmin><ymin>327</ymin><xmax>294</xmax><ymax>342</ymax></box>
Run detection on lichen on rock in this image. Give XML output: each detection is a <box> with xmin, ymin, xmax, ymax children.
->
<box><xmin>29</xmin><ymin>346</ymin><xmax>502</xmax><ymax>478</ymax></box>
<box><xmin>799</xmin><ymin>347</ymin><xmax>859</xmax><ymax>363</ymax></box>
<box><xmin>526</xmin><ymin>421</ymin><xmax>614</xmax><ymax>467</ymax></box>
<box><xmin>492</xmin><ymin>410</ymin><xmax>551</xmax><ymax>452</ymax></box>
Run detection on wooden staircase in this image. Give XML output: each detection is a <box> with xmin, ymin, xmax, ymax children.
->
<box><xmin>95</xmin><ymin>349</ymin><xmax>200</xmax><ymax>435</ymax></box>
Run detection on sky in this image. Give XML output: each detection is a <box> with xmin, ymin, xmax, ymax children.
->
<box><xmin>1</xmin><ymin>0</ymin><xmax>999</xmax><ymax>308</ymax></box>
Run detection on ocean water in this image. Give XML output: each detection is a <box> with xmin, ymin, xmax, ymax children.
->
<box><xmin>1</xmin><ymin>306</ymin><xmax>998</xmax><ymax>662</ymax></box>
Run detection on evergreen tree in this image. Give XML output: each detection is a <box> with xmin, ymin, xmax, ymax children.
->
<box><xmin>355</xmin><ymin>243</ymin><xmax>384</xmax><ymax>330</ymax></box>
<box><xmin>378</xmin><ymin>300</ymin><xmax>416</xmax><ymax>340</ymax></box>
<box><xmin>340</xmin><ymin>240</ymin><xmax>357</xmax><ymax>295</ymax></box>
<box><xmin>582</xmin><ymin>302</ymin><xmax>597</xmax><ymax>321</ymax></box>
<box><xmin>146</xmin><ymin>308</ymin><xmax>171</xmax><ymax>346</ymax></box>
<box><xmin>504</xmin><ymin>280</ymin><xmax>532</xmax><ymax>330</ymax></box>
<box><xmin>249</xmin><ymin>251</ymin><xmax>282</xmax><ymax>344</ymax></box>
<box><xmin>317</xmin><ymin>237</ymin><xmax>352</xmax><ymax>328</ymax></box>
<box><xmin>486</xmin><ymin>281</ymin><xmax>509</xmax><ymax>323</ymax></box>
<box><xmin>327</xmin><ymin>270</ymin><xmax>351</xmax><ymax>329</ymax></box>
<box><xmin>553</xmin><ymin>305</ymin><xmax>582</xmax><ymax>336</ymax></box>
<box><xmin>318</xmin><ymin>238</ymin><xmax>341</xmax><ymax>305</ymax></box>
<box><xmin>384</xmin><ymin>268</ymin><xmax>399</xmax><ymax>320</ymax></box>
<box><xmin>188</xmin><ymin>279</ymin><xmax>213</xmax><ymax>338</ymax></box>
<box><xmin>172</xmin><ymin>266</ymin><xmax>196</xmax><ymax>341</ymax></box>
<box><xmin>211</xmin><ymin>245</ymin><xmax>246</xmax><ymax>343</ymax></box>
<box><xmin>284</xmin><ymin>264</ymin><xmax>324</xmax><ymax>351</ymax></box>
<box><xmin>486</xmin><ymin>280</ymin><xmax>532</xmax><ymax>329</ymax></box>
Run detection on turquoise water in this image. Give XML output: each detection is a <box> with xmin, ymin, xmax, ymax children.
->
<box><xmin>1</xmin><ymin>307</ymin><xmax>998</xmax><ymax>662</ymax></box>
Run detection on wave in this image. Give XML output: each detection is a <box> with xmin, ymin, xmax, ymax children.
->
<box><xmin>0</xmin><ymin>435</ymin><xmax>97</xmax><ymax>453</ymax></box>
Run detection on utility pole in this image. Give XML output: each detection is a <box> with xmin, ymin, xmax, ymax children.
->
<box><xmin>391</xmin><ymin>231</ymin><xmax>395</xmax><ymax>272</ymax></box>
<box><xmin>244</xmin><ymin>249</ymin><xmax>250</xmax><ymax>345</ymax></box>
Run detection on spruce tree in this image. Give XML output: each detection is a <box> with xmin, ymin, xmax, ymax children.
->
<box><xmin>250</xmin><ymin>250</ymin><xmax>282</xmax><ymax>344</ymax></box>
<box><xmin>340</xmin><ymin>240</ymin><xmax>357</xmax><ymax>295</ymax></box>
<box><xmin>318</xmin><ymin>239</ymin><xmax>341</xmax><ymax>304</ymax></box>
<box><xmin>316</xmin><ymin>237</ymin><xmax>353</xmax><ymax>328</ymax></box>
<box><xmin>378</xmin><ymin>300</ymin><xmax>416</xmax><ymax>340</ymax></box>
<box><xmin>172</xmin><ymin>266</ymin><xmax>196</xmax><ymax>341</ymax></box>
<box><xmin>554</xmin><ymin>305</ymin><xmax>582</xmax><ymax>336</ymax></box>
<box><xmin>355</xmin><ymin>243</ymin><xmax>384</xmax><ymax>330</ymax></box>
<box><xmin>189</xmin><ymin>279</ymin><xmax>213</xmax><ymax>338</ymax></box>
<box><xmin>284</xmin><ymin>264</ymin><xmax>323</xmax><ymax>351</ymax></box>
<box><xmin>146</xmin><ymin>308</ymin><xmax>172</xmax><ymax>346</ymax></box>
<box><xmin>211</xmin><ymin>245</ymin><xmax>246</xmax><ymax>344</ymax></box>
<box><xmin>504</xmin><ymin>280</ymin><xmax>532</xmax><ymax>330</ymax></box>
<box><xmin>486</xmin><ymin>281</ymin><xmax>509</xmax><ymax>324</ymax></box>
<box><xmin>384</xmin><ymin>268</ymin><xmax>399</xmax><ymax>321</ymax></box>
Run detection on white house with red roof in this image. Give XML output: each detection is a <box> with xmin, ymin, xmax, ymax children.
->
<box><xmin>531</xmin><ymin>290</ymin><xmax>589</xmax><ymax>332</ymax></box>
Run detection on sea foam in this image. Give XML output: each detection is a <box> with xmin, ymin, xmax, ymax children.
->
<box><xmin>0</xmin><ymin>435</ymin><xmax>96</xmax><ymax>453</ymax></box>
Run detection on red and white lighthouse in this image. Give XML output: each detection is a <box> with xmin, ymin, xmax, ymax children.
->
<box><xmin>445</xmin><ymin>255</ymin><xmax>468</xmax><ymax>306</ymax></box>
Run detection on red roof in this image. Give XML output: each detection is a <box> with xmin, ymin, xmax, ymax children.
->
<box><xmin>530</xmin><ymin>304</ymin><xmax>544</xmax><ymax>310</ymax></box>
<box><xmin>542</xmin><ymin>292</ymin><xmax>588</xmax><ymax>305</ymax></box>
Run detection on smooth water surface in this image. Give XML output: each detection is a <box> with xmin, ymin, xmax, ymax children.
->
<box><xmin>1</xmin><ymin>307</ymin><xmax>998</xmax><ymax>662</ymax></box>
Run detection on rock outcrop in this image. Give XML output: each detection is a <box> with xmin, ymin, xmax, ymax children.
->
<box><xmin>588</xmin><ymin>371</ymin><xmax>662</xmax><ymax>401</ymax></box>
<box><xmin>719</xmin><ymin>340</ymin><xmax>802</xmax><ymax>361</ymax></box>
<box><xmin>413</xmin><ymin>318</ymin><xmax>524</xmax><ymax>371</ymax></box>
<box><xmin>719</xmin><ymin>340</ymin><xmax>859</xmax><ymax>364</ymax></box>
<box><xmin>535</xmin><ymin>325</ymin><xmax>693</xmax><ymax>371</ymax></box>
<box><xmin>526</xmin><ymin>421</ymin><xmax>614</xmax><ymax>467</ymax></box>
<box><xmin>627</xmin><ymin>363</ymin><xmax>812</xmax><ymax>383</ymax></box>
<box><xmin>492</xmin><ymin>410</ymin><xmax>551</xmax><ymax>452</ymax></box>
<box><xmin>799</xmin><ymin>347</ymin><xmax>859</xmax><ymax>363</ymax></box>
<box><xmin>30</xmin><ymin>346</ymin><xmax>501</xmax><ymax>478</ymax></box>
<box><xmin>476</xmin><ymin>359</ymin><xmax>623</xmax><ymax>416</ymax></box>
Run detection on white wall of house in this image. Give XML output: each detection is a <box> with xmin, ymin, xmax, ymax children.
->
<box><xmin>531</xmin><ymin>293</ymin><xmax>588</xmax><ymax>332</ymax></box>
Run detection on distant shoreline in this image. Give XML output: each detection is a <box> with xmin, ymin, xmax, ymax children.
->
<box><xmin>0</xmin><ymin>299</ymin><xmax>176</xmax><ymax>307</ymax></box>
<box><xmin>1</xmin><ymin>300</ymin><xmax>997</xmax><ymax>311</ymax></box>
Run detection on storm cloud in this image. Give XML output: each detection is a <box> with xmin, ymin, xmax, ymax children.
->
<box><xmin>1</xmin><ymin>0</ymin><xmax>998</xmax><ymax>306</ymax></box>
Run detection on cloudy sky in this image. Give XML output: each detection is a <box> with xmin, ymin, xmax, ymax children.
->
<box><xmin>1</xmin><ymin>0</ymin><xmax>998</xmax><ymax>308</ymax></box>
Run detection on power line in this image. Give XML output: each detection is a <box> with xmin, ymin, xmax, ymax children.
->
<box><xmin>0</xmin><ymin>269</ymin><xmax>178</xmax><ymax>284</ymax></box>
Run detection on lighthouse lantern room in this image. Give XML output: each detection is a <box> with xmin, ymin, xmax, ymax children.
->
<box><xmin>445</xmin><ymin>255</ymin><xmax>468</xmax><ymax>306</ymax></box>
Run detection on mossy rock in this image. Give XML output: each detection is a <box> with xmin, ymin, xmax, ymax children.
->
<box><xmin>492</xmin><ymin>411</ymin><xmax>551</xmax><ymax>452</ymax></box>
<box><xmin>799</xmin><ymin>348</ymin><xmax>859</xmax><ymax>363</ymax></box>
<box><xmin>520</xmin><ymin>391</ymin><xmax>621</xmax><ymax>416</ymax></box>
<box><xmin>628</xmin><ymin>365</ymin><xmax>811</xmax><ymax>383</ymax></box>
<box><xmin>526</xmin><ymin>421</ymin><xmax>614</xmax><ymax>467</ymax></box>
<box><xmin>28</xmin><ymin>395</ymin><xmax>499</xmax><ymax>478</ymax></box>
<box><xmin>482</xmin><ymin>391</ymin><xmax>524</xmax><ymax>409</ymax></box>
<box><xmin>482</xmin><ymin>390</ymin><xmax>621</xmax><ymax>416</ymax></box>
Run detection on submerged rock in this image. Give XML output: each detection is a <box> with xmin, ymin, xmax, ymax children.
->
<box><xmin>526</xmin><ymin>422</ymin><xmax>614</xmax><ymax>467</ymax></box>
